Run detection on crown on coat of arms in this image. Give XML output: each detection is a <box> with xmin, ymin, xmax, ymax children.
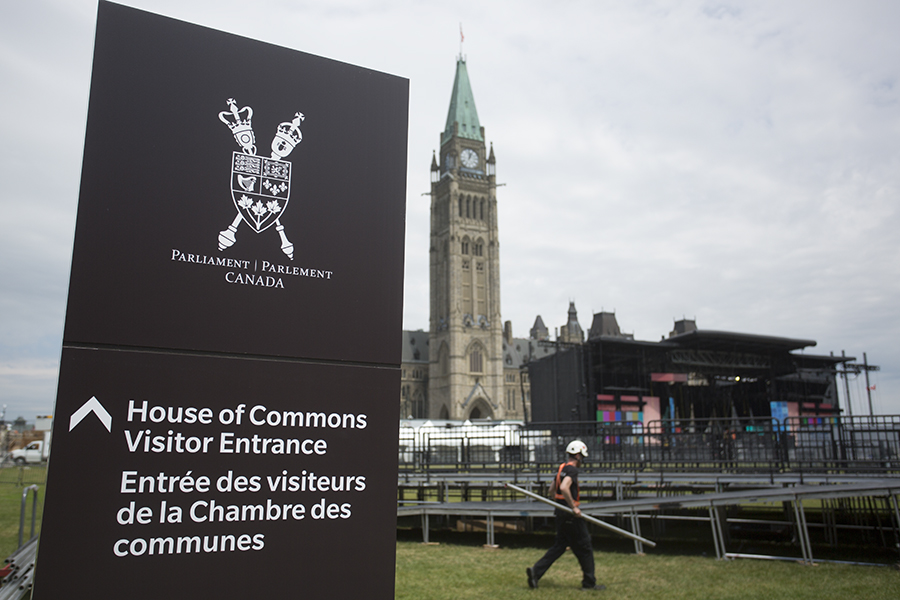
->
<box><xmin>271</xmin><ymin>112</ymin><xmax>305</xmax><ymax>160</ymax></box>
<box><xmin>218</xmin><ymin>98</ymin><xmax>257</xmax><ymax>155</ymax></box>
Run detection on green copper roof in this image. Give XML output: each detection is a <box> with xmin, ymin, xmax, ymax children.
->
<box><xmin>443</xmin><ymin>58</ymin><xmax>483</xmax><ymax>144</ymax></box>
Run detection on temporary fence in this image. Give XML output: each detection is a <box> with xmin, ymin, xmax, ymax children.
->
<box><xmin>0</xmin><ymin>466</ymin><xmax>48</xmax><ymax>488</ymax></box>
<box><xmin>397</xmin><ymin>415</ymin><xmax>900</xmax><ymax>475</ymax></box>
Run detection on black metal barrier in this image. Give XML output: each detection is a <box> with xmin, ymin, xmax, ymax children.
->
<box><xmin>397</xmin><ymin>415</ymin><xmax>900</xmax><ymax>475</ymax></box>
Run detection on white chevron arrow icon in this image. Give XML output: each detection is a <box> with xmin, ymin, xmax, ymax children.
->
<box><xmin>69</xmin><ymin>396</ymin><xmax>113</xmax><ymax>432</ymax></box>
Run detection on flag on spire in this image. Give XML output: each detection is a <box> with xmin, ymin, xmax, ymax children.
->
<box><xmin>460</xmin><ymin>23</ymin><xmax>464</xmax><ymax>43</ymax></box>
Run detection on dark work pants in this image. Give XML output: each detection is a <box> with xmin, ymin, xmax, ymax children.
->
<box><xmin>532</xmin><ymin>508</ymin><xmax>596</xmax><ymax>588</ymax></box>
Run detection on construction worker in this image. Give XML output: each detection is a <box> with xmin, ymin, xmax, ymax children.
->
<box><xmin>526</xmin><ymin>440</ymin><xmax>605</xmax><ymax>591</ymax></box>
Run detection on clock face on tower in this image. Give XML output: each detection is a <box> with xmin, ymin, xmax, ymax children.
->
<box><xmin>460</xmin><ymin>148</ymin><xmax>479</xmax><ymax>169</ymax></box>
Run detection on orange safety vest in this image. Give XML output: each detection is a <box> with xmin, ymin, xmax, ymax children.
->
<box><xmin>553</xmin><ymin>460</ymin><xmax>580</xmax><ymax>507</ymax></box>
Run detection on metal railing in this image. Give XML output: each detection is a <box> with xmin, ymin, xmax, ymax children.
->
<box><xmin>0</xmin><ymin>485</ymin><xmax>40</xmax><ymax>600</ymax></box>
<box><xmin>397</xmin><ymin>415</ymin><xmax>900</xmax><ymax>475</ymax></box>
<box><xmin>17</xmin><ymin>485</ymin><xmax>39</xmax><ymax>549</ymax></box>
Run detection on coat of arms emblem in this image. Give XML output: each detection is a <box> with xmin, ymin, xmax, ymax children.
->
<box><xmin>217</xmin><ymin>98</ymin><xmax>303</xmax><ymax>259</ymax></box>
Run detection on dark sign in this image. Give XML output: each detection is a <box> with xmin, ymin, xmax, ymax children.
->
<box><xmin>62</xmin><ymin>1</ymin><xmax>407</xmax><ymax>364</ymax></box>
<box><xmin>34</xmin><ymin>3</ymin><xmax>407</xmax><ymax>598</ymax></box>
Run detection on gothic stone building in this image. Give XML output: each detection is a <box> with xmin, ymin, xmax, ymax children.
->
<box><xmin>399</xmin><ymin>58</ymin><xmax>552</xmax><ymax>421</ymax></box>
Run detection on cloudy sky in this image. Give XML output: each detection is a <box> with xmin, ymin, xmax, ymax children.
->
<box><xmin>2</xmin><ymin>0</ymin><xmax>898</xmax><ymax>421</ymax></box>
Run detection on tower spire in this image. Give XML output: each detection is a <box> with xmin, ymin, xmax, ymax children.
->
<box><xmin>443</xmin><ymin>58</ymin><xmax>483</xmax><ymax>145</ymax></box>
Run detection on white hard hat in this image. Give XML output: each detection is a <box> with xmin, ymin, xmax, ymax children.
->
<box><xmin>566</xmin><ymin>440</ymin><xmax>588</xmax><ymax>457</ymax></box>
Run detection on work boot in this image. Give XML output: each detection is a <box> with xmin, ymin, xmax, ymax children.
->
<box><xmin>526</xmin><ymin>567</ymin><xmax>538</xmax><ymax>589</ymax></box>
<box><xmin>581</xmin><ymin>583</ymin><xmax>606</xmax><ymax>591</ymax></box>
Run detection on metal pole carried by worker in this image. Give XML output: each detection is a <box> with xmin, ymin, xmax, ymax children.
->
<box><xmin>505</xmin><ymin>482</ymin><xmax>657</xmax><ymax>547</ymax></box>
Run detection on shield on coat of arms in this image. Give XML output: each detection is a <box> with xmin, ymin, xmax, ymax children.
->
<box><xmin>230</xmin><ymin>151</ymin><xmax>291</xmax><ymax>233</ymax></box>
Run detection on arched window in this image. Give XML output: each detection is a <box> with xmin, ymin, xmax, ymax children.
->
<box><xmin>411</xmin><ymin>390</ymin><xmax>425</xmax><ymax>419</ymax></box>
<box><xmin>480</xmin><ymin>198</ymin><xmax>485</xmax><ymax>220</ymax></box>
<box><xmin>475</xmin><ymin>256</ymin><xmax>485</xmax><ymax>316</ymax></box>
<box><xmin>466</xmin><ymin>196</ymin><xmax>471</xmax><ymax>218</ymax></box>
<box><xmin>458</xmin><ymin>197</ymin><xmax>463</xmax><ymax>218</ymax></box>
<box><xmin>461</xmin><ymin>238</ymin><xmax>472</xmax><ymax>314</ymax></box>
<box><xmin>469</xmin><ymin>347</ymin><xmax>483</xmax><ymax>373</ymax></box>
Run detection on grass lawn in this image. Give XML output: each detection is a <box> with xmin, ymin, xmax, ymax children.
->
<box><xmin>395</xmin><ymin>539</ymin><xmax>900</xmax><ymax>600</ymax></box>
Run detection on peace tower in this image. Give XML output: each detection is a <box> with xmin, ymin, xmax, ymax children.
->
<box><xmin>427</xmin><ymin>57</ymin><xmax>504</xmax><ymax>420</ymax></box>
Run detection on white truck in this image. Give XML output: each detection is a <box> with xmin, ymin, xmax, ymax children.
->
<box><xmin>10</xmin><ymin>431</ymin><xmax>52</xmax><ymax>465</ymax></box>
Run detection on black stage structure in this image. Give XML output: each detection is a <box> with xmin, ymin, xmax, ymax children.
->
<box><xmin>529</xmin><ymin>325</ymin><xmax>850</xmax><ymax>428</ymax></box>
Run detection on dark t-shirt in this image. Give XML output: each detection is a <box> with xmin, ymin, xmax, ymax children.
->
<box><xmin>555</xmin><ymin>461</ymin><xmax>580</xmax><ymax>507</ymax></box>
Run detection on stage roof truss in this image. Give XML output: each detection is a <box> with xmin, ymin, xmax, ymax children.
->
<box><xmin>669</xmin><ymin>349</ymin><xmax>772</xmax><ymax>372</ymax></box>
